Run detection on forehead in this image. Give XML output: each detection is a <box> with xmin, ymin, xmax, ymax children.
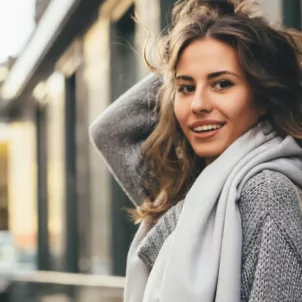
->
<box><xmin>176</xmin><ymin>38</ymin><xmax>243</xmax><ymax>76</ymax></box>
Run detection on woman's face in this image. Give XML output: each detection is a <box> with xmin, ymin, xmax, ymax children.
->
<box><xmin>174</xmin><ymin>37</ymin><xmax>264</xmax><ymax>165</ymax></box>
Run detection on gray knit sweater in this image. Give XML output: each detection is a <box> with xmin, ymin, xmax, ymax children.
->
<box><xmin>90</xmin><ymin>74</ymin><xmax>302</xmax><ymax>301</ymax></box>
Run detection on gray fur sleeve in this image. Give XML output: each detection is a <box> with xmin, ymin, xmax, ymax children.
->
<box><xmin>89</xmin><ymin>73</ymin><xmax>162</xmax><ymax>206</ymax></box>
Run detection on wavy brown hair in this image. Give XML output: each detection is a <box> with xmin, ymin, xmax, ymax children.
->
<box><xmin>132</xmin><ymin>0</ymin><xmax>302</xmax><ymax>224</ymax></box>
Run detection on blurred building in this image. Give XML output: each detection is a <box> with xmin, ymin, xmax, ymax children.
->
<box><xmin>0</xmin><ymin>0</ymin><xmax>300</xmax><ymax>300</ymax></box>
<box><xmin>0</xmin><ymin>0</ymin><xmax>177</xmax><ymax>278</ymax></box>
<box><xmin>35</xmin><ymin>0</ymin><xmax>51</xmax><ymax>23</ymax></box>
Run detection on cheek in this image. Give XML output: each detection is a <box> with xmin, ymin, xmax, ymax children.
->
<box><xmin>174</xmin><ymin>100</ymin><xmax>188</xmax><ymax>130</ymax></box>
<box><xmin>233</xmin><ymin>102</ymin><xmax>259</xmax><ymax>121</ymax></box>
<box><xmin>224</xmin><ymin>101</ymin><xmax>261</xmax><ymax>136</ymax></box>
<box><xmin>220</xmin><ymin>91</ymin><xmax>257</xmax><ymax>121</ymax></box>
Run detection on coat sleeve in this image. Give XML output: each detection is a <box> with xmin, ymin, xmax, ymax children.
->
<box><xmin>89</xmin><ymin>73</ymin><xmax>162</xmax><ymax>206</ymax></box>
<box><xmin>239</xmin><ymin>171</ymin><xmax>302</xmax><ymax>302</ymax></box>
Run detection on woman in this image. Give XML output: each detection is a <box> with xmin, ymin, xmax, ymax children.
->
<box><xmin>90</xmin><ymin>0</ymin><xmax>302</xmax><ymax>301</ymax></box>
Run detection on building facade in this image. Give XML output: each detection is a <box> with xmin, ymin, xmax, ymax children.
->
<box><xmin>2</xmin><ymin>0</ymin><xmax>177</xmax><ymax>279</ymax></box>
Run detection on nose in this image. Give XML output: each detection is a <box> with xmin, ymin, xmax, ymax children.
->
<box><xmin>191</xmin><ymin>87</ymin><xmax>212</xmax><ymax>114</ymax></box>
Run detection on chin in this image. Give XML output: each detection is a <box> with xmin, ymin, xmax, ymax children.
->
<box><xmin>192</xmin><ymin>145</ymin><xmax>226</xmax><ymax>160</ymax></box>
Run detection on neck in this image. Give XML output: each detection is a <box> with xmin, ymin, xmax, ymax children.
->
<box><xmin>205</xmin><ymin>157</ymin><xmax>216</xmax><ymax>166</ymax></box>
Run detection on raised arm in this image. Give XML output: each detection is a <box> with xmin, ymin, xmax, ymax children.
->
<box><xmin>90</xmin><ymin>73</ymin><xmax>162</xmax><ymax>206</ymax></box>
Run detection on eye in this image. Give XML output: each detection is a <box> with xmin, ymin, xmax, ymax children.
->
<box><xmin>213</xmin><ymin>80</ymin><xmax>234</xmax><ymax>90</ymax></box>
<box><xmin>178</xmin><ymin>85</ymin><xmax>195</xmax><ymax>95</ymax></box>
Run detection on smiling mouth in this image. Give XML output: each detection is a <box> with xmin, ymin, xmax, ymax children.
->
<box><xmin>192</xmin><ymin>123</ymin><xmax>225</xmax><ymax>133</ymax></box>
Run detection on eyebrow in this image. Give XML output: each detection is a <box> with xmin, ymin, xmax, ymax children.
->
<box><xmin>175</xmin><ymin>71</ymin><xmax>240</xmax><ymax>81</ymax></box>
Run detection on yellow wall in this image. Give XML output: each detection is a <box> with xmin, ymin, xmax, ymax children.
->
<box><xmin>8</xmin><ymin>121</ymin><xmax>37</xmax><ymax>252</ymax></box>
<box><xmin>45</xmin><ymin>72</ymin><xmax>66</xmax><ymax>262</ymax></box>
<box><xmin>0</xmin><ymin>141</ymin><xmax>8</xmax><ymax>230</ymax></box>
<box><xmin>84</xmin><ymin>12</ymin><xmax>112</xmax><ymax>273</ymax></box>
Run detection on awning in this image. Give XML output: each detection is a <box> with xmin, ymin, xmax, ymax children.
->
<box><xmin>0</xmin><ymin>0</ymin><xmax>103</xmax><ymax>116</ymax></box>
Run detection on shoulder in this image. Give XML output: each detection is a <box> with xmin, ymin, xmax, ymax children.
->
<box><xmin>239</xmin><ymin>169</ymin><xmax>302</xmax><ymax>217</ymax></box>
<box><xmin>239</xmin><ymin>169</ymin><xmax>302</xmax><ymax>252</ymax></box>
<box><xmin>240</xmin><ymin>171</ymin><xmax>302</xmax><ymax>299</ymax></box>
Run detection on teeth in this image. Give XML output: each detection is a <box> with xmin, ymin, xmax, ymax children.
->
<box><xmin>193</xmin><ymin>124</ymin><xmax>223</xmax><ymax>132</ymax></box>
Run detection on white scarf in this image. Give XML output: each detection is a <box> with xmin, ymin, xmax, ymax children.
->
<box><xmin>124</xmin><ymin>122</ymin><xmax>302</xmax><ymax>302</ymax></box>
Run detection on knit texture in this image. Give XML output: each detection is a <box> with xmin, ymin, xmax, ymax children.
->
<box><xmin>137</xmin><ymin>170</ymin><xmax>302</xmax><ymax>301</ymax></box>
<box><xmin>90</xmin><ymin>74</ymin><xmax>161</xmax><ymax>205</ymax></box>
<box><xmin>138</xmin><ymin>200</ymin><xmax>184</xmax><ymax>269</ymax></box>
<box><xmin>90</xmin><ymin>74</ymin><xmax>302</xmax><ymax>302</ymax></box>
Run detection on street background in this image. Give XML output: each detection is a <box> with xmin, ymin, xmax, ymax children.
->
<box><xmin>0</xmin><ymin>0</ymin><xmax>299</xmax><ymax>301</ymax></box>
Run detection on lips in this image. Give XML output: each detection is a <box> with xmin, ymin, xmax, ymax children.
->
<box><xmin>187</xmin><ymin>120</ymin><xmax>225</xmax><ymax>139</ymax></box>
<box><xmin>192</xmin><ymin>124</ymin><xmax>223</xmax><ymax>133</ymax></box>
<box><xmin>189</xmin><ymin>120</ymin><xmax>225</xmax><ymax>132</ymax></box>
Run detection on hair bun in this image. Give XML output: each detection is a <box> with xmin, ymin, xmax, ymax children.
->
<box><xmin>171</xmin><ymin>0</ymin><xmax>262</xmax><ymax>25</ymax></box>
<box><xmin>233</xmin><ymin>0</ymin><xmax>262</xmax><ymax>18</ymax></box>
<box><xmin>171</xmin><ymin>0</ymin><xmax>235</xmax><ymax>25</ymax></box>
<box><xmin>211</xmin><ymin>0</ymin><xmax>262</xmax><ymax>18</ymax></box>
<box><xmin>209</xmin><ymin>0</ymin><xmax>235</xmax><ymax>15</ymax></box>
